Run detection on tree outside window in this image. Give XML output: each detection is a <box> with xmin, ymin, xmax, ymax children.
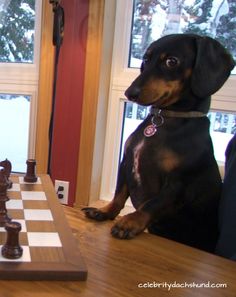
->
<box><xmin>0</xmin><ymin>0</ymin><xmax>35</xmax><ymax>63</ymax></box>
<box><xmin>129</xmin><ymin>0</ymin><xmax>236</xmax><ymax>72</ymax></box>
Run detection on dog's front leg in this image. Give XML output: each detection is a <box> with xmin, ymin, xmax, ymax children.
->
<box><xmin>82</xmin><ymin>158</ymin><xmax>129</xmax><ymax>221</ymax></box>
<box><xmin>111</xmin><ymin>179</ymin><xmax>183</xmax><ymax>239</ymax></box>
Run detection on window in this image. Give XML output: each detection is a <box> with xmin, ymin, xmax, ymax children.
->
<box><xmin>129</xmin><ymin>0</ymin><xmax>236</xmax><ymax>73</ymax></box>
<box><xmin>120</xmin><ymin>104</ymin><xmax>236</xmax><ymax>164</ymax></box>
<box><xmin>100</xmin><ymin>0</ymin><xmax>236</xmax><ymax>201</ymax></box>
<box><xmin>0</xmin><ymin>0</ymin><xmax>42</xmax><ymax>172</ymax></box>
<box><xmin>0</xmin><ymin>94</ymin><xmax>30</xmax><ymax>172</ymax></box>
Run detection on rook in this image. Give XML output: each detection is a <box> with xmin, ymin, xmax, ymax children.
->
<box><xmin>24</xmin><ymin>159</ymin><xmax>38</xmax><ymax>183</ymax></box>
<box><xmin>1</xmin><ymin>221</ymin><xmax>23</xmax><ymax>259</ymax></box>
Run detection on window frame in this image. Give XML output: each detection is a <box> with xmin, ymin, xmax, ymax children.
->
<box><xmin>0</xmin><ymin>0</ymin><xmax>42</xmax><ymax>164</ymax></box>
<box><xmin>99</xmin><ymin>0</ymin><xmax>236</xmax><ymax>201</ymax></box>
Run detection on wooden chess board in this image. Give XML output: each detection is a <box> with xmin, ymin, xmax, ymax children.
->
<box><xmin>0</xmin><ymin>174</ymin><xmax>87</xmax><ymax>281</ymax></box>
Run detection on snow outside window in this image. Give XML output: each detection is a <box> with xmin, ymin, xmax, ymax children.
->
<box><xmin>0</xmin><ymin>94</ymin><xmax>30</xmax><ymax>172</ymax></box>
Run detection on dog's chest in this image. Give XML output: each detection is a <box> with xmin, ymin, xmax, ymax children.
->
<box><xmin>125</xmin><ymin>131</ymin><xmax>180</xmax><ymax>186</ymax></box>
<box><xmin>132</xmin><ymin>139</ymin><xmax>145</xmax><ymax>185</ymax></box>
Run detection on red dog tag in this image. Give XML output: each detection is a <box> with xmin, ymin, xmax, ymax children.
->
<box><xmin>143</xmin><ymin>124</ymin><xmax>157</xmax><ymax>137</ymax></box>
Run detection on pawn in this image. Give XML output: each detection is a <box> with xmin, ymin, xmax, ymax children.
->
<box><xmin>1</xmin><ymin>221</ymin><xmax>23</xmax><ymax>259</ymax></box>
<box><xmin>24</xmin><ymin>159</ymin><xmax>38</xmax><ymax>183</ymax></box>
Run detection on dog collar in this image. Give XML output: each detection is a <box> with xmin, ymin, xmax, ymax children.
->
<box><xmin>143</xmin><ymin>107</ymin><xmax>207</xmax><ymax>137</ymax></box>
<box><xmin>150</xmin><ymin>106</ymin><xmax>207</xmax><ymax>118</ymax></box>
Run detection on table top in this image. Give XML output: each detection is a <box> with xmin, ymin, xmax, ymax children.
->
<box><xmin>1</xmin><ymin>177</ymin><xmax>236</xmax><ymax>296</ymax></box>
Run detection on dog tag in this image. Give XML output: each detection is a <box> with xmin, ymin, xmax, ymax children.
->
<box><xmin>144</xmin><ymin>124</ymin><xmax>157</xmax><ymax>137</ymax></box>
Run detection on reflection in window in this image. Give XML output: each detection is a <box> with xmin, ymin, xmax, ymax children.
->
<box><xmin>129</xmin><ymin>0</ymin><xmax>236</xmax><ymax>72</ymax></box>
<box><xmin>0</xmin><ymin>0</ymin><xmax>36</xmax><ymax>63</ymax></box>
<box><xmin>0</xmin><ymin>94</ymin><xmax>30</xmax><ymax>172</ymax></box>
<box><xmin>208</xmin><ymin>111</ymin><xmax>235</xmax><ymax>162</ymax></box>
<box><xmin>120</xmin><ymin>102</ymin><xmax>235</xmax><ymax>163</ymax></box>
<box><xmin>120</xmin><ymin>102</ymin><xmax>150</xmax><ymax>161</ymax></box>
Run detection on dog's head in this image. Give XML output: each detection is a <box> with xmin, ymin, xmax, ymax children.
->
<box><xmin>125</xmin><ymin>34</ymin><xmax>235</xmax><ymax>110</ymax></box>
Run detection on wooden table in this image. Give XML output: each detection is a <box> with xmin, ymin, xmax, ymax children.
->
<box><xmin>0</xmin><ymin>204</ymin><xmax>236</xmax><ymax>296</ymax></box>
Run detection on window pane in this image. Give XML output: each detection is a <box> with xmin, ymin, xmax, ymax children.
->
<box><xmin>209</xmin><ymin>111</ymin><xmax>235</xmax><ymax>162</ymax></box>
<box><xmin>120</xmin><ymin>102</ymin><xmax>150</xmax><ymax>161</ymax></box>
<box><xmin>0</xmin><ymin>94</ymin><xmax>30</xmax><ymax>172</ymax></box>
<box><xmin>0</xmin><ymin>0</ymin><xmax>35</xmax><ymax>63</ymax></box>
<box><xmin>129</xmin><ymin>0</ymin><xmax>236</xmax><ymax>73</ymax></box>
<box><xmin>120</xmin><ymin>102</ymin><xmax>235</xmax><ymax>163</ymax></box>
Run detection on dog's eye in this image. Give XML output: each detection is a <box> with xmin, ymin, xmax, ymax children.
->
<box><xmin>141</xmin><ymin>57</ymin><xmax>149</xmax><ymax>72</ymax></box>
<box><xmin>142</xmin><ymin>57</ymin><xmax>149</xmax><ymax>65</ymax></box>
<box><xmin>166</xmin><ymin>57</ymin><xmax>180</xmax><ymax>68</ymax></box>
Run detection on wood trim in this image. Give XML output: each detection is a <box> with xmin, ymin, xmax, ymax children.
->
<box><xmin>75</xmin><ymin>0</ymin><xmax>105</xmax><ymax>206</ymax></box>
<box><xmin>35</xmin><ymin>0</ymin><xmax>54</xmax><ymax>173</ymax></box>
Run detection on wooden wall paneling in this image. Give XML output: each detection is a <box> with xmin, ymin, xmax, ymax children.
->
<box><xmin>49</xmin><ymin>0</ymin><xmax>89</xmax><ymax>206</ymax></box>
<box><xmin>88</xmin><ymin>0</ymin><xmax>116</xmax><ymax>205</ymax></box>
<box><xmin>75</xmin><ymin>0</ymin><xmax>105</xmax><ymax>206</ymax></box>
<box><xmin>35</xmin><ymin>0</ymin><xmax>54</xmax><ymax>173</ymax></box>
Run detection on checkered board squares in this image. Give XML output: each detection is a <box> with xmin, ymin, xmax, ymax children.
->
<box><xmin>24</xmin><ymin>209</ymin><xmax>53</xmax><ymax>220</ymax></box>
<box><xmin>0</xmin><ymin>220</ymin><xmax>26</xmax><ymax>232</ymax></box>
<box><xmin>27</xmin><ymin>232</ymin><xmax>62</xmax><ymax>247</ymax></box>
<box><xmin>6</xmin><ymin>199</ymin><xmax>23</xmax><ymax>209</ymax></box>
<box><xmin>19</xmin><ymin>176</ymin><xmax>42</xmax><ymax>184</ymax></box>
<box><xmin>0</xmin><ymin>174</ymin><xmax>87</xmax><ymax>281</ymax></box>
<box><xmin>21</xmin><ymin>191</ymin><xmax>47</xmax><ymax>200</ymax></box>
<box><xmin>8</xmin><ymin>177</ymin><xmax>42</xmax><ymax>192</ymax></box>
<box><xmin>0</xmin><ymin>176</ymin><xmax>62</xmax><ymax>262</ymax></box>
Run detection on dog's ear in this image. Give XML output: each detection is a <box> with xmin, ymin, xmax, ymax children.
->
<box><xmin>191</xmin><ymin>36</ymin><xmax>235</xmax><ymax>98</ymax></box>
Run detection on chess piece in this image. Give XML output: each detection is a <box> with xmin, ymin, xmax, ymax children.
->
<box><xmin>24</xmin><ymin>159</ymin><xmax>38</xmax><ymax>183</ymax></box>
<box><xmin>1</xmin><ymin>221</ymin><xmax>23</xmax><ymax>259</ymax></box>
<box><xmin>0</xmin><ymin>159</ymin><xmax>12</xmax><ymax>189</ymax></box>
<box><xmin>0</xmin><ymin>170</ymin><xmax>11</xmax><ymax>227</ymax></box>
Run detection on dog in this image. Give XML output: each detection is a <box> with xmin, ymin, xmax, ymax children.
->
<box><xmin>83</xmin><ymin>34</ymin><xmax>235</xmax><ymax>252</ymax></box>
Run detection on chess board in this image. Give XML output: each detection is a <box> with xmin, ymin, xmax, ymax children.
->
<box><xmin>0</xmin><ymin>174</ymin><xmax>87</xmax><ymax>281</ymax></box>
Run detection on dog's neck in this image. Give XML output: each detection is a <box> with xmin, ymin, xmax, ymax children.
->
<box><xmin>150</xmin><ymin>106</ymin><xmax>207</xmax><ymax>118</ymax></box>
<box><xmin>143</xmin><ymin>106</ymin><xmax>207</xmax><ymax>137</ymax></box>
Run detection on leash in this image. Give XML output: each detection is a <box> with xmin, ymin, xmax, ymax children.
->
<box><xmin>144</xmin><ymin>106</ymin><xmax>207</xmax><ymax>137</ymax></box>
<box><xmin>47</xmin><ymin>1</ymin><xmax>65</xmax><ymax>174</ymax></box>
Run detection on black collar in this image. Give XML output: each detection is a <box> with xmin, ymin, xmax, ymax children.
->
<box><xmin>150</xmin><ymin>106</ymin><xmax>207</xmax><ymax>118</ymax></box>
<box><xmin>143</xmin><ymin>106</ymin><xmax>207</xmax><ymax>137</ymax></box>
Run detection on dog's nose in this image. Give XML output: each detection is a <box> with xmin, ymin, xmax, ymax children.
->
<box><xmin>125</xmin><ymin>86</ymin><xmax>140</xmax><ymax>102</ymax></box>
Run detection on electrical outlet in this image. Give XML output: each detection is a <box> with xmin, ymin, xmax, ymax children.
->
<box><xmin>55</xmin><ymin>180</ymin><xmax>69</xmax><ymax>205</ymax></box>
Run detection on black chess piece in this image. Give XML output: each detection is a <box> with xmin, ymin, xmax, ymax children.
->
<box><xmin>24</xmin><ymin>159</ymin><xmax>38</xmax><ymax>183</ymax></box>
<box><xmin>0</xmin><ymin>170</ymin><xmax>11</xmax><ymax>227</ymax></box>
<box><xmin>1</xmin><ymin>221</ymin><xmax>23</xmax><ymax>259</ymax></box>
<box><xmin>0</xmin><ymin>159</ymin><xmax>12</xmax><ymax>189</ymax></box>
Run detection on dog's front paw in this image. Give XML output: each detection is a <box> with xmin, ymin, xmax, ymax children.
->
<box><xmin>82</xmin><ymin>201</ymin><xmax>125</xmax><ymax>222</ymax></box>
<box><xmin>82</xmin><ymin>207</ymin><xmax>113</xmax><ymax>221</ymax></box>
<box><xmin>111</xmin><ymin>211</ymin><xmax>150</xmax><ymax>239</ymax></box>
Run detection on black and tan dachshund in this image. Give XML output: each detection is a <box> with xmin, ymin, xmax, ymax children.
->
<box><xmin>83</xmin><ymin>34</ymin><xmax>235</xmax><ymax>252</ymax></box>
